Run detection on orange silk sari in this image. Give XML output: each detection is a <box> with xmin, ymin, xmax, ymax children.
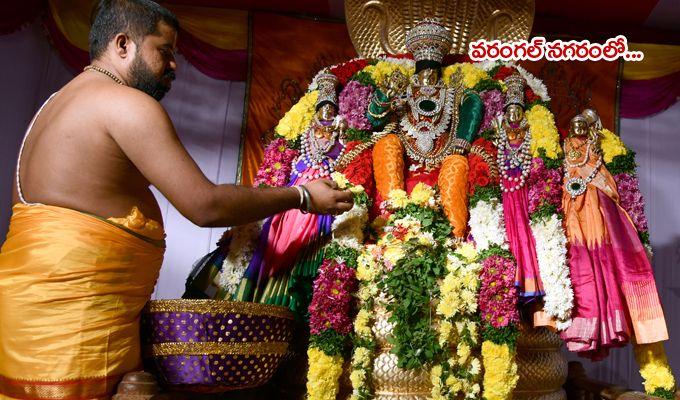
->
<box><xmin>0</xmin><ymin>204</ymin><xmax>164</xmax><ymax>400</ymax></box>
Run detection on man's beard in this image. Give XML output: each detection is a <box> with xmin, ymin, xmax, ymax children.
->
<box><xmin>128</xmin><ymin>55</ymin><xmax>175</xmax><ymax>101</ymax></box>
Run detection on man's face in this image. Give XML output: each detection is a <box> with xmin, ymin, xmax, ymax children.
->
<box><xmin>127</xmin><ymin>22</ymin><xmax>178</xmax><ymax>101</ymax></box>
<box><xmin>317</xmin><ymin>103</ymin><xmax>337</xmax><ymax>122</ymax></box>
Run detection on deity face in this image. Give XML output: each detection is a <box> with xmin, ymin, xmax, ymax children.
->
<box><xmin>570</xmin><ymin>119</ymin><xmax>588</xmax><ymax>137</ymax></box>
<box><xmin>416</xmin><ymin>68</ymin><xmax>439</xmax><ymax>86</ymax></box>
<box><xmin>505</xmin><ymin>104</ymin><xmax>525</xmax><ymax>124</ymax></box>
<box><xmin>317</xmin><ymin>103</ymin><xmax>337</xmax><ymax>123</ymax></box>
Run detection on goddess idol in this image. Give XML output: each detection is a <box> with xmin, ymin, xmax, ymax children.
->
<box><xmin>233</xmin><ymin>72</ymin><xmax>348</xmax><ymax>315</ymax></box>
<box><xmin>560</xmin><ymin>110</ymin><xmax>668</xmax><ymax>360</ymax></box>
<box><xmin>492</xmin><ymin>72</ymin><xmax>557</xmax><ymax>326</ymax></box>
<box><xmin>369</xmin><ymin>19</ymin><xmax>483</xmax><ymax>237</ymax></box>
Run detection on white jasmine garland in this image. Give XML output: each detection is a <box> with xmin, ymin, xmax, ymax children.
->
<box><xmin>514</xmin><ymin>64</ymin><xmax>551</xmax><ymax>102</ymax></box>
<box><xmin>530</xmin><ymin>214</ymin><xmax>573</xmax><ymax>330</ymax></box>
<box><xmin>468</xmin><ymin>199</ymin><xmax>509</xmax><ymax>251</ymax></box>
<box><xmin>473</xmin><ymin>60</ymin><xmax>500</xmax><ymax>72</ymax></box>
<box><xmin>378</xmin><ymin>56</ymin><xmax>416</xmax><ymax>70</ymax></box>
<box><xmin>217</xmin><ymin>221</ymin><xmax>263</xmax><ymax>296</ymax></box>
<box><xmin>331</xmin><ymin>203</ymin><xmax>368</xmax><ymax>244</ymax></box>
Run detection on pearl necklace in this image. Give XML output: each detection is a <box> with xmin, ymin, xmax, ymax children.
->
<box><xmin>564</xmin><ymin>138</ymin><xmax>602</xmax><ymax>199</ymax></box>
<box><xmin>496</xmin><ymin>117</ymin><xmax>532</xmax><ymax>193</ymax></box>
<box><xmin>297</xmin><ymin>125</ymin><xmax>343</xmax><ymax>180</ymax></box>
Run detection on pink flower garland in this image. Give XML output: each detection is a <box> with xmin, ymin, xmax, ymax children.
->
<box><xmin>527</xmin><ymin>157</ymin><xmax>563</xmax><ymax>215</ymax></box>
<box><xmin>480</xmin><ymin>89</ymin><xmax>503</xmax><ymax>131</ymax></box>
<box><xmin>338</xmin><ymin>80</ymin><xmax>373</xmax><ymax>130</ymax></box>
<box><xmin>614</xmin><ymin>172</ymin><xmax>649</xmax><ymax>233</ymax></box>
<box><xmin>479</xmin><ymin>255</ymin><xmax>519</xmax><ymax>329</ymax></box>
<box><xmin>308</xmin><ymin>259</ymin><xmax>358</xmax><ymax>335</ymax></box>
<box><xmin>253</xmin><ymin>138</ymin><xmax>299</xmax><ymax>187</ymax></box>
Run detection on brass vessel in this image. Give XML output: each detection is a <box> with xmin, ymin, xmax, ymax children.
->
<box><xmin>370</xmin><ymin>312</ymin><xmax>567</xmax><ymax>400</ymax></box>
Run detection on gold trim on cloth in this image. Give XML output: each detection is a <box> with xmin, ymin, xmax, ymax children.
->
<box><xmin>0</xmin><ymin>374</ymin><xmax>121</xmax><ymax>400</ymax></box>
<box><xmin>144</xmin><ymin>341</ymin><xmax>289</xmax><ymax>357</ymax></box>
<box><xmin>144</xmin><ymin>300</ymin><xmax>294</xmax><ymax>320</ymax></box>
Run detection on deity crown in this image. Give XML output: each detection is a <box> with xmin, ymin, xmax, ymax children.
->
<box><xmin>315</xmin><ymin>71</ymin><xmax>340</xmax><ymax>108</ymax></box>
<box><xmin>405</xmin><ymin>19</ymin><xmax>453</xmax><ymax>64</ymax></box>
<box><xmin>504</xmin><ymin>72</ymin><xmax>526</xmax><ymax>109</ymax></box>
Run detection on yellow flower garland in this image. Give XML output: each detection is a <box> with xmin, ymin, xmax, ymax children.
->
<box><xmin>363</xmin><ymin>60</ymin><xmax>414</xmax><ymax>87</ymax></box>
<box><xmin>526</xmin><ymin>104</ymin><xmax>562</xmax><ymax>160</ymax></box>
<box><xmin>634</xmin><ymin>342</ymin><xmax>676</xmax><ymax>396</ymax></box>
<box><xmin>481</xmin><ymin>341</ymin><xmax>519</xmax><ymax>400</ymax></box>
<box><xmin>306</xmin><ymin>347</ymin><xmax>344</xmax><ymax>400</ymax></box>
<box><xmin>274</xmin><ymin>90</ymin><xmax>318</xmax><ymax>141</ymax></box>
<box><xmin>599</xmin><ymin>128</ymin><xmax>629</xmax><ymax>164</ymax></box>
<box><xmin>442</xmin><ymin>63</ymin><xmax>489</xmax><ymax>89</ymax></box>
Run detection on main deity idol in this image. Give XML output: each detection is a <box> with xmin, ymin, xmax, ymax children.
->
<box><xmin>369</xmin><ymin>19</ymin><xmax>483</xmax><ymax>237</ymax></box>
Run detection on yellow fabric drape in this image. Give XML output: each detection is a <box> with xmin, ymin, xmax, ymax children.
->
<box><xmin>624</xmin><ymin>43</ymin><xmax>680</xmax><ymax>80</ymax></box>
<box><xmin>0</xmin><ymin>204</ymin><xmax>164</xmax><ymax>400</ymax></box>
<box><xmin>47</xmin><ymin>0</ymin><xmax>248</xmax><ymax>52</ymax></box>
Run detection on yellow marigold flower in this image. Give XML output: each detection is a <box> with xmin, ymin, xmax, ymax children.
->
<box><xmin>353</xmin><ymin>346</ymin><xmax>372</xmax><ymax>369</ymax></box>
<box><xmin>354</xmin><ymin>309</ymin><xmax>372</xmax><ymax>337</ymax></box>
<box><xmin>388</xmin><ymin>189</ymin><xmax>409</xmax><ymax>208</ymax></box>
<box><xmin>275</xmin><ymin>91</ymin><xmax>318</xmax><ymax>141</ymax></box>
<box><xmin>364</xmin><ymin>61</ymin><xmax>414</xmax><ymax>87</ymax></box>
<box><xmin>634</xmin><ymin>342</ymin><xmax>676</xmax><ymax>394</ymax></box>
<box><xmin>458</xmin><ymin>342</ymin><xmax>471</xmax><ymax>364</ymax></box>
<box><xmin>410</xmin><ymin>182</ymin><xmax>435</xmax><ymax>206</ymax></box>
<box><xmin>600</xmin><ymin>128</ymin><xmax>628</xmax><ymax>164</ymax></box>
<box><xmin>383</xmin><ymin>245</ymin><xmax>406</xmax><ymax>266</ymax></box>
<box><xmin>356</xmin><ymin>253</ymin><xmax>378</xmax><ymax>282</ymax></box>
<box><xmin>455</xmin><ymin>242</ymin><xmax>478</xmax><ymax>262</ymax></box>
<box><xmin>482</xmin><ymin>341</ymin><xmax>519</xmax><ymax>400</ymax></box>
<box><xmin>438</xmin><ymin>320</ymin><xmax>453</xmax><ymax>346</ymax></box>
<box><xmin>306</xmin><ymin>347</ymin><xmax>343</xmax><ymax>400</ymax></box>
<box><xmin>349</xmin><ymin>368</ymin><xmax>367</xmax><ymax>389</ymax></box>
<box><xmin>331</xmin><ymin>171</ymin><xmax>350</xmax><ymax>189</ymax></box>
<box><xmin>350</xmin><ymin>184</ymin><xmax>365</xmax><ymax>194</ymax></box>
<box><xmin>442</xmin><ymin>63</ymin><xmax>489</xmax><ymax>89</ymax></box>
<box><xmin>446</xmin><ymin>375</ymin><xmax>464</xmax><ymax>394</ymax></box>
<box><xmin>526</xmin><ymin>104</ymin><xmax>562</xmax><ymax>159</ymax></box>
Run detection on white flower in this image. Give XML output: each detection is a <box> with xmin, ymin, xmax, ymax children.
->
<box><xmin>468</xmin><ymin>199</ymin><xmax>508</xmax><ymax>251</ymax></box>
<box><xmin>531</xmin><ymin>214</ymin><xmax>573</xmax><ymax>328</ymax></box>
<box><xmin>473</xmin><ymin>60</ymin><xmax>500</xmax><ymax>72</ymax></box>
<box><xmin>217</xmin><ymin>221</ymin><xmax>262</xmax><ymax>296</ymax></box>
<box><xmin>332</xmin><ymin>204</ymin><xmax>368</xmax><ymax>243</ymax></box>
<box><xmin>515</xmin><ymin>64</ymin><xmax>551</xmax><ymax>102</ymax></box>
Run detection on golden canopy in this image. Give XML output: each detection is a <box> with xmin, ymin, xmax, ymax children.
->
<box><xmin>345</xmin><ymin>0</ymin><xmax>535</xmax><ymax>57</ymax></box>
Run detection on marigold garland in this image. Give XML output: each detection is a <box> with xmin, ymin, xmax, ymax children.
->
<box><xmin>306</xmin><ymin>347</ymin><xmax>344</xmax><ymax>400</ymax></box>
<box><xmin>274</xmin><ymin>90</ymin><xmax>318</xmax><ymax>141</ymax></box>
<box><xmin>634</xmin><ymin>342</ymin><xmax>677</xmax><ymax>399</ymax></box>
<box><xmin>443</xmin><ymin>63</ymin><xmax>489</xmax><ymax>89</ymax></box>
<box><xmin>526</xmin><ymin>104</ymin><xmax>562</xmax><ymax>160</ymax></box>
<box><xmin>481</xmin><ymin>341</ymin><xmax>519</xmax><ymax>400</ymax></box>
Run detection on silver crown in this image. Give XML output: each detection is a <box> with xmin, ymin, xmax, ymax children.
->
<box><xmin>405</xmin><ymin>19</ymin><xmax>453</xmax><ymax>64</ymax></box>
<box><xmin>504</xmin><ymin>72</ymin><xmax>526</xmax><ymax>108</ymax></box>
<box><xmin>314</xmin><ymin>71</ymin><xmax>339</xmax><ymax>108</ymax></box>
<box><xmin>581</xmin><ymin>108</ymin><xmax>602</xmax><ymax>130</ymax></box>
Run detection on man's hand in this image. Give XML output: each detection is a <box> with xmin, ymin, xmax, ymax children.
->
<box><xmin>304</xmin><ymin>179</ymin><xmax>354</xmax><ymax>215</ymax></box>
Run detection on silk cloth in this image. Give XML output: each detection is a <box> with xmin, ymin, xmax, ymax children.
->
<box><xmin>560</xmin><ymin>137</ymin><xmax>668</xmax><ymax>361</ymax></box>
<box><xmin>0</xmin><ymin>204</ymin><xmax>164</xmax><ymax>400</ymax></box>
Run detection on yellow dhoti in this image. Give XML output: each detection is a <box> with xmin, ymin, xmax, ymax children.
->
<box><xmin>0</xmin><ymin>204</ymin><xmax>164</xmax><ymax>400</ymax></box>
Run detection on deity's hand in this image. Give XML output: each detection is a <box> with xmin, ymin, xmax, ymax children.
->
<box><xmin>455</xmin><ymin>89</ymin><xmax>484</xmax><ymax>144</ymax></box>
<box><xmin>303</xmin><ymin>179</ymin><xmax>354</xmax><ymax>215</ymax></box>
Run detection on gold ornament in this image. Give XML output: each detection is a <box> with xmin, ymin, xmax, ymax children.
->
<box><xmin>345</xmin><ymin>0</ymin><xmax>535</xmax><ymax>58</ymax></box>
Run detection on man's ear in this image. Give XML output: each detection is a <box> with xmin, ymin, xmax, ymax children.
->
<box><xmin>113</xmin><ymin>33</ymin><xmax>134</xmax><ymax>59</ymax></box>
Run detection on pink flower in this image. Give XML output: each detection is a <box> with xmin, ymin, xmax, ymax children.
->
<box><xmin>479</xmin><ymin>255</ymin><xmax>519</xmax><ymax>329</ymax></box>
<box><xmin>338</xmin><ymin>80</ymin><xmax>373</xmax><ymax>130</ymax></box>
<box><xmin>527</xmin><ymin>157</ymin><xmax>563</xmax><ymax>215</ymax></box>
<box><xmin>480</xmin><ymin>89</ymin><xmax>503</xmax><ymax>131</ymax></box>
<box><xmin>309</xmin><ymin>259</ymin><xmax>358</xmax><ymax>335</ymax></box>
<box><xmin>253</xmin><ymin>138</ymin><xmax>299</xmax><ymax>187</ymax></box>
<box><xmin>614</xmin><ymin>173</ymin><xmax>649</xmax><ymax>232</ymax></box>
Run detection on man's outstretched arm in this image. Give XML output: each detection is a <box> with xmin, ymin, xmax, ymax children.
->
<box><xmin>107</xmin><ymin>89</ymin><xmax>353</xmax><ymax>227</ymax></box>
